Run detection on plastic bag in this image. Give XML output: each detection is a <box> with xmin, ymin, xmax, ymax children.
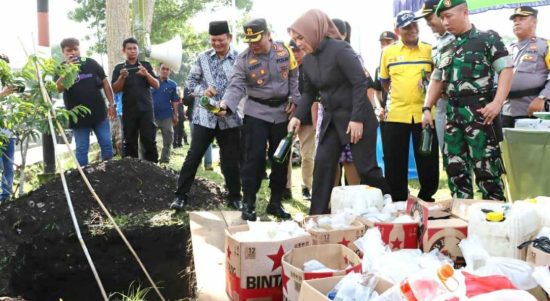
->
<box><xmin>474</xmin><ymin>257</ymin><xmax>537</xmax><ymax>290</ymax></box>
<box><xmin>532</xmin><ymin>265</ymin><xmax>550</xmax><ymax>294</ymax></box>
<box><xmin>461</xmin><ymin>272</ymin><xmax>515</xmax><ymax>297</ymax></box>
<box><xmin>332</xmin><ymin>272</ymin><xmax>380</xmax><ymax>301</ymax></box>
<box><xmin>458</xmin><ymin>235</ymin><xmax>490</xmax><ymax>272</ymax></box>
<box><xmin>467</xmin><ymin>289</ymin><xmax>537</xmax><ymax>301</ymax></box>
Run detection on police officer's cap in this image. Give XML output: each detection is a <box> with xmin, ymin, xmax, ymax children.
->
<box><xmin>243</xmin><ymin>18</ymin><xmax>268</xmax><ymax>43</ymax></box>
<box><xmin>395</xmin><ymin>11</ymin><xmax>417</xmax><ymax>28</ymax></box>
<box><xmin>209</xmin><ymin>21</ymin><xmax>230</xmax><ymax>36</ymax></box>
<box><xmin>379</xmin><ymin>31</ymin><xmax>398</xmax><ymax>41</ymax></box>
<box><xmin>435</xmin><ymin>0</ymin><xmax>467</xmax><ymax>17</ymax></box>
<box><xmin>415</xmin><ymin>0</ymin><xmax>441</xmax><ymax>19</ymax></box>
<box><xmin>509</xmin><ymin>6</ymin><xmax>538</xmax><ymax>20</ymax></box>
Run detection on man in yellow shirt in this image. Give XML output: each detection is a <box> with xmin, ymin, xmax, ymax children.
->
<box><xmin>379</xmin><ymin>10</ymin><xmax>439</xmax><ymax>202</ymax></box>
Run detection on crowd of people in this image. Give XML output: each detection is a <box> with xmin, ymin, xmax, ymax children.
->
<box><xmin>2</xmin><ymin>0</ymin><xmax>550</xmax><ymax>222</ymax></box>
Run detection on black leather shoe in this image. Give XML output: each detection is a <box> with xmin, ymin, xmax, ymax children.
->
<box><xmin>302</xmin><ymin>187</ymin><xmax>311</xmax><ymax>201</ymax></box>
<box><xmin>282</xmin><ymin>188</ymin><xmax>293</xmax><ymax>200</ymax></box>
<box><xmin>241</xmin><ymin>196</ymin><xmax>256</xmax><ymax>221</ymax></box>
<box><xmin>170</xmin><ymin>197</ymin><xmax>186</xmax><ymax>210</ymax></box>
<box><xmin>227</xmin><ymin>199</ymin><xmax>242</xmax><ymax>210</ymax></box>
<box><xmin>266</xmin><ymin>203</ymin><xmax>291</xmax><ymax>220</ymax></box>
<box><xmin>241</xmin><ymin>205</ymin><xmax>257</xmax><ymax>221</ymax></box>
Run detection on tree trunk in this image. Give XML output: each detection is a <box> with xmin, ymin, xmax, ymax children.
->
<box><xmin>143</xmin><ymin>0</ymin><xmax>155</xmax><ymax>35</ymax></box>
<box><xmin>106</xmin><ymin>0</ymin><xmax>131</xmax><ymax>77</ymax></box>
<box><xmin>18</xmin><ymin>138</ymin><xmax>29</xmax><ymax>197</ymax></box>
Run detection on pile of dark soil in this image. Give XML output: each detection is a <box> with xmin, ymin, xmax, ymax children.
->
<box><xmin>0</xmin><ymin>158</ymin><xmax>227</xmax><ymax>301</ymax></box>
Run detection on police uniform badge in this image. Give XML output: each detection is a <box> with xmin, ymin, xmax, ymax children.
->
<box><xmin>521</xmin><ymin>54</ymin><xmax>535</xmax><ymax>61</ymax></box>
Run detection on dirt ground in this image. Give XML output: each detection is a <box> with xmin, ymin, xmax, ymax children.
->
<box><xmin>0</xmin><ymin>158</ymin><xmax>227</xmax><ymax>301</ymax></box>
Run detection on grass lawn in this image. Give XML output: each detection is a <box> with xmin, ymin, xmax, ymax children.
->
<box><xmin>166</xmin><ymin>122</ymin><xmax>454</xmax><ymax>220</ymax></box>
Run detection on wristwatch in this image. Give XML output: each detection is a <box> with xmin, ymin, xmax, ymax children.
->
<box><xmin>539</xmin><ymin>95</ymin><xmax>549</xmax><ymax>112</ymax></box>
<box><xmin>422</xmin><ymin>106</ymin><xmax>431</xmax><ymax>113</ymax></box>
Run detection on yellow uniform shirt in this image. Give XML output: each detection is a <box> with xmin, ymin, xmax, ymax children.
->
<box><xmin>379</xmin><ymin>41</ymin><xmax>433</xmax><ymax>124</ymax></box>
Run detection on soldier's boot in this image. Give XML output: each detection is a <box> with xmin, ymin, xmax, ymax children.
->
<box><xmin>241</xmin><ymin>194</ymin><xmax>257</xmax><ymax>221</ymax></box>
<box><xmin>266</xmin><ymin>192</ymin><xmax>291</xmax><ymax>220</ymax></box>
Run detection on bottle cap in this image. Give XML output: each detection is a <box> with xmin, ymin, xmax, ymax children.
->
<box><xmin>486</xmin><ymin>211</ymin><xmax>505</xmax><ymax>222</ymax></box>
<box><xmin>438</xmin><ymin>264</ymin><xmax>454</xmax><ymax>281</ymax></box>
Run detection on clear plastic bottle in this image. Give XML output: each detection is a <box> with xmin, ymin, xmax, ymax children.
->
<box><xmin>400</xmin><ymin>264</ymin><xmax>463</xmax><ymax>301</ymax></box>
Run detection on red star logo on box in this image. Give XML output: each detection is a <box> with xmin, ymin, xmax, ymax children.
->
<box><xmin>339</xmin><ymin>237</ymin><xmax>350</xmax><ymax>247</ymax></box>
<box><xmin>282</xmin><ymin>269</ymin><xmax>290</xmax><ymax>292</ymax></box>
<box><xmin>267</xmin><ymin>245</ymin><xmax>285</xmax><ymax>271</ymax></box>
<box><xmin>226</xmin><ymin>246</ymin><xmax>232</xmax><ymax>259</ymax></box>
<box><xmin>391</xmin><ymin>237</ymin><xmax>402</xmax><ymax>249</ymax></box>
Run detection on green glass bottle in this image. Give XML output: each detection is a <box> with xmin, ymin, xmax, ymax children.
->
<box><xmin>273</xmin><ymin>131</ymin><xmax>294</xmax><ymax>163</ymax></box>
<box><xmin>199</xmin><ymin>96</ymin><xmax>221</xmax><ymax>113</ymax></box>
<box><xmin>419</xmin><ymin>124</ymin><xmax>433</xmax><ymax>156</ymax></box>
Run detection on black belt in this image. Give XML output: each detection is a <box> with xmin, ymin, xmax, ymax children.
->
<box><xmin>448</xmin><ymin>94</ymin><xmax>491</xmax><ymax>107</ymax></box>
<box><xmin>507</xmin><ymin>87</ymin><xmax>543</xmax><ymax>99</ymax></box>
<box><xmin>248</xmin><ymin>96</ymin><xmax>287</xmax><ymax>107</ymax></box>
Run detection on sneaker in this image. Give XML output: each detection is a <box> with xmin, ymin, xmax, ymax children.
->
<box><xmin>302</xmin><ymin>187</ymin><xmax>311</xmax><ymax>200</ymax></box>
<box><xmin>170</xmin><ymin>197</ymin><xmax>186</xmax><ymax>210</ymax></box>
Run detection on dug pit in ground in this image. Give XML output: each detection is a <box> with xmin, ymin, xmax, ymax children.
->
<box><xmin>0</xmin><ymin>158</ymin><xmax>227</xmax><ymax>301</ymax></box>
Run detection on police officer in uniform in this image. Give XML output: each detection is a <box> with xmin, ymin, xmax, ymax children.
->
<box><xmin>422</xmin><ymin>0</ymin><xmax>513</xmax><ymax>201</ymax></box>
<box><xmin>220</xmin><ymin>19</ymin><xmax>300</xmax><ymax>221</ymax></box>
<box><xmin>503</xmin><ymin>6</ymin><xmax>550</xmax><ymax>127</ymax></box>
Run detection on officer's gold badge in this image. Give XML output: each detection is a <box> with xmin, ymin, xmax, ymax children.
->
<box><xmin>444</xmin><ymin>0</ymin><xmax>452</xmax><ymax>7</ymax></box>
<box><xmin>246</xmin><ymin>28</ymin><xmax>253</xmax><ymax>35</ymax></box>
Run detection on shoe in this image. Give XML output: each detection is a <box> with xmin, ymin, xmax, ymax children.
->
<box><xmin>170</xmin><ymin>197</ymin><xmax>186</xmax><ymax>210</ymax></box>
<box><xmin>302</xmin><ymin>187</ymin><xmax>311</xmax><ymax>201</ymax></box>
<box><xmin>241</xmin><ymin>195</ymin><xmax>257</xmax><ymax>221</ymax></box>
<box><xmin>282</xmin><ymin>188</ymin><xmax>293</xmax><ymax>200</ymax></box>
<box><xmin>205</xmin><ymin>165</ymin><xmax>214</xmax><ymax>171</ymax></box>
<box><xmin>227</xmin><ymin>198</ymin><xmax>242</xmax><ymax>210</ymax></box>
<box><xmin>266</xmin><ymin>203</ymin><xmax>291</xmax><ymax>220</ymax></box>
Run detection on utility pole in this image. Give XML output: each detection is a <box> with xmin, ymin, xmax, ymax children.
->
<box><xmin>37</xmin><ymin>0</ymin><xmax>56</xmax><ymax>174</ymax></box>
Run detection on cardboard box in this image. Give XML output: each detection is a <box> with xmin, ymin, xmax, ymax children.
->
<box><xmin>225</xmin><ymin>224</ymin><xmax>312</xmax><ymax>301</ymax></box>
<box><xmin>357</xmin><ymin>216</ymin><xmax>419</xmax><ymax>250</ymax></box>
<box><xmin>297</xmin><ymin>275</ymin><xmax>394</xmax><ymax>301</ymax></box>
<box><xmin>282</xmin><ymin>244</ymin><xmax>362</xmax><ymax>301</ymax></box>
<box><xmin>406</xmin><ymin>196</ymin><xmax>452</xmax><ymax>224</ymax></box>
<box><xmin>527</xmin><ymin>245</ymin><xmax>550</xmax><ymax>267</ymax></box>
<box><xmin>450</xmin><ymin>198</ymin><xmax>504</xmax><ymax>221</ymax></box>
<box><xmin>304</xmin><ymin>215</ymin><xmax>365</xmax><ymax>256</ymax></box>
<box><xmin>422</xmin><ymin>218</ymin><xmax>468</xmax><ymax>266</ymax></box>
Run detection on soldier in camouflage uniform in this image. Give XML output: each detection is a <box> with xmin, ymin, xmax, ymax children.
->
<box><xmin>422</xmin><ymin>0</ymin><xmax>514</xmax><ymax>200</ymax></box>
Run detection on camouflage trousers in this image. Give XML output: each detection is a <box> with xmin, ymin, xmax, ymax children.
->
<box><xmin>443</xmin><ymin>104</ymin><xmax>505</xmax><ymax>200</ymax></box>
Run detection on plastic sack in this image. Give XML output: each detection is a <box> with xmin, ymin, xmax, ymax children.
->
<box><xmin>467</xmin><ymin>289</ymin><xmax>537</xmax><ymax>301</ymax></box>
<box><xmin>532</xmin><ymin>265</ymin><xmax>550</xmax><ymax>294</ymax></box>
<box><xmin>462</xmin><ymin>271</ymin><xmax>516</xmax><ymax>297</ymax></box>
<box><xmin>303</xmin><ymin>259</ymin><xmax>338</xmax><ymax>273</ymax></box>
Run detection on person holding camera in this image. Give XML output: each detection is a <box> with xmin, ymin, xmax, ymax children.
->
<box><xmin>55</xmin><ymin>38</ymin><xmax>116</xmax><ymax>167</ymax></box>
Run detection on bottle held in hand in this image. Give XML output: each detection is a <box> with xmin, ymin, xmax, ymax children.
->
<box><xmin>419</xmin><ymin>124</ymin><xmax>433</xmax><ymax>156</ymax></box>
<box><xmin>273</xmin><ymin>131</ymin><xmax>294</xmax><ymax>163</ymax></box>
<box><xmin>199</xmin><ymin>96</ymin><xmax>222</xmax><ymax>114</ymax></box>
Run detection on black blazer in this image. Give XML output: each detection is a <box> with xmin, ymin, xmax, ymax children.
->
<box><xmin>296</xmin><ymin>38</ymin><xmax>377</xmax><ymax>145</ymax></box>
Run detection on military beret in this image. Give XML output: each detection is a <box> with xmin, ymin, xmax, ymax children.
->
<box><xmin>435</xmin><ymin>0</ymin><xmax>467</xmax><ymax>17</ymax></box>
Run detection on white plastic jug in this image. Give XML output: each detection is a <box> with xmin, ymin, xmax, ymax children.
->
<box><xmin>516</xmin><ymin>196</ymin><xmax>550</xmax><ymax>227</ymax></box>
<box><xmin>330</xmin><ymin>185</ymin><xmax>384</xmax><ymax>215</ymax></box>
<box><xmin>468</xmin><ymin>202</ymin><xmax>540</xmax><ymax>260</ymax></box>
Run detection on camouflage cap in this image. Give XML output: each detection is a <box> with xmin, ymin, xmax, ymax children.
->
<box><xmin>435</xmin><ymin>0</ymin><xmax>467</xmax><ymax>17</ymax></box>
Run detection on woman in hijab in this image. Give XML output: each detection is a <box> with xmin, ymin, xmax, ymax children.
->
<box><xmin>288</xmin><ymin>9</ymin><xmax>391</xmax><ymax>214</ymax></box>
